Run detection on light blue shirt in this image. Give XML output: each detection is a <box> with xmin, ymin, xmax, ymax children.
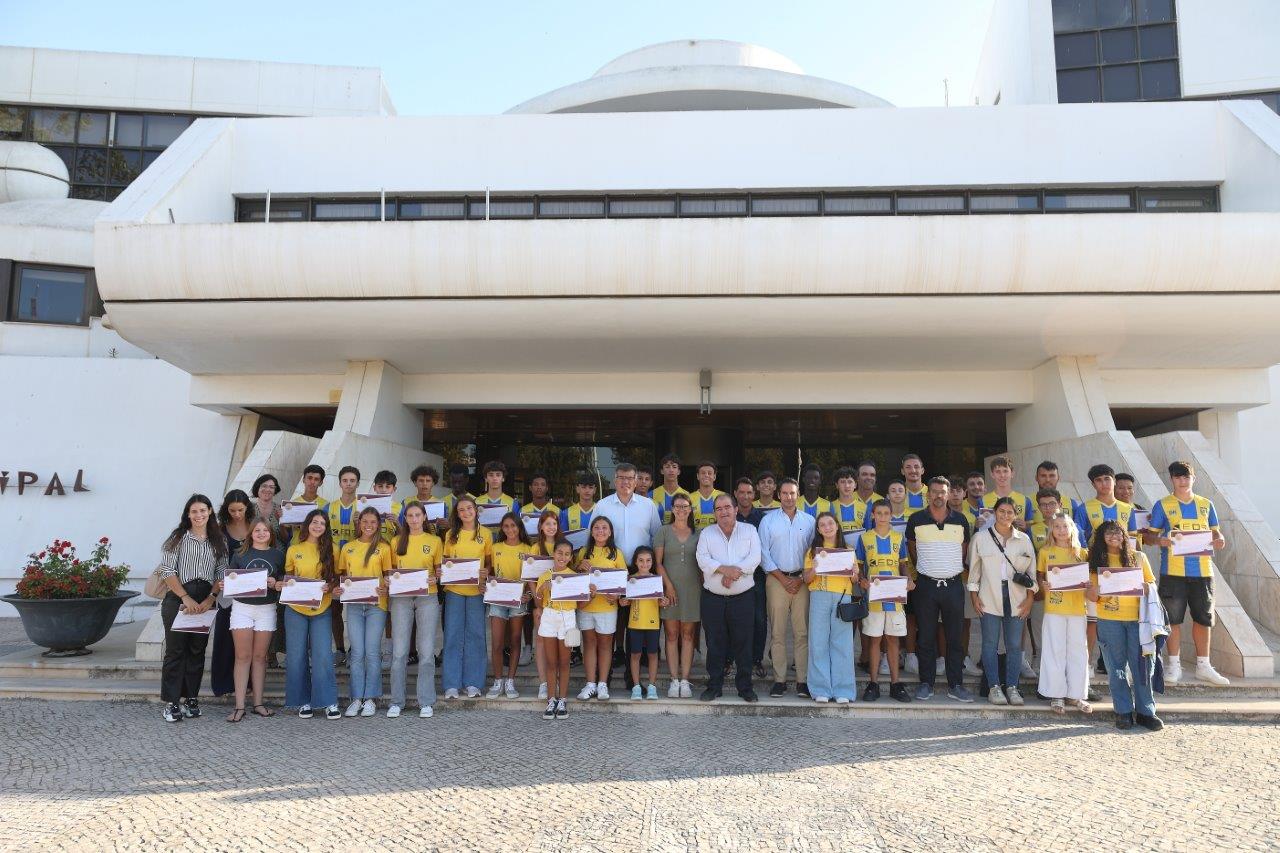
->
<box><xmin>592</xmin><ymin>491</ymin><xmax>662</xmax><ymax>564</ymax></box>
<box><xmin>757</xmin><ymin>508</ymin><xmax>816</xmax><ymax>574</ymax></box>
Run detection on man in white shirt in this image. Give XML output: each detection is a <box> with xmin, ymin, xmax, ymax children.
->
<box><xmin>695</xmin><ymin>495</ymin><xmax>762</xmax><ymax>703</ymax></box>
<box><xmin>757</xmin><ymin>479</ymin><xmax>816</xmax><ymax>698</ymax></box>
<box><xmin>593</xmin><ymin>463</ymin><xmax>662</xmax><ymax>564</ymax></box>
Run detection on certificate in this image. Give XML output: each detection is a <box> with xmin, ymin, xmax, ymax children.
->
<box><xmin>1132</xmin><ymin>510</ymin><xmax>1151</xmax><ymax>532</ymax></box>
<box><xmin>357</xmin><ymin>493</ymin><xmax>393</xmax><ymax>516</ymax></box>
<box><xmin>483</xmin><ymin>579</ymin><xmax>525</xmax><ymax>608</ymax></box>
<box><xmin>1171</xmin><ymin>530</ymin><xmax>1213</xmax><ymax>557</ymax></box>
<box><xmin>522</xmin><ymin>514</ymin><xmax>543</xmax><ymax>536</ymax></box>
<box><xmin>1046</xmin><ymin>562</ymin><xmax>1090</xmax><ymax>591</ymax></box>
<box><xmin>564</xmin><ymin>528</ymin><xmax>590</xmax><ymax>549</ymax></box>
<box><xmin>812</xmin><ymin>548</ymin><xmax>857</xmax><ymax>576</ymax></box>
<box><xmin>278</xmin><ymin>577</ymin><xmax>325</xmax><ymax>608</ymax></box>
<box><xmin>550</xmin><ymin>571</ymin><xmax>591</xmax><ymax>602</ymax></box>
<box><xmin>869</xmin><ymin>575</ymin><xmax>909</xmax><ymax>603</ymax></box>
<box><xmin>477</xmin><ymin>504</ymin><xmax>507</xmax><ymax>527</ymax></box>
<box><xmin>223</xmin><ymin>568</ymin><xmax>269</xmax><ymax>600</ymax></box>
<box><xmin>388</xmin><ymin>569</ymin><xmax>433</xmax><ymax>597</ymax></box>
<box><xmin>421</xmin><ymin>501</ymin><xmax>447</xmax><ymax>522</ymax></box>
<box><xmin>340</xmin><ymin>577</ymin><xmax>380</xmax><ymax>604</ymax></box>
<box><xmin>170</xmin><ymin>607</ymin><xmax>218</xmax><ymax>633</ymax></box>
<box><xmin>975</xmin><ymin>508</ymin><xmax>995</xmax><ymax>532</ymax></box>
<box><xmin>890</xmin><ymin>519</ymin><xmax>908</xmax><ymax>535</ymax></box>
<box><xmin>1097</xmin><ymin>568</ymin><xmax>1144</xmax><ymax>597</ymax></box>
<box><xmin>625</xmin><ymin>574</ymin><xmax>664</xmax><ymax>600</ymax></box>
<box><xmin>588</xmin><ymin>568</ymin><xmax>627</xmax><ymax>595</ymax></box>
<box><xmin>522</xmin><ymin>555</ymin><xmax>554</xmax><ymax>581</ymax></box>
<box><xmin>279</xmin><ymin>501</ymin><xmax>317</xmax><ymax>524</ymax></box>
<box><xmin>440</xmin><ymin>558</ymin><xmax>481</xmax><ymax>586</ymax></box>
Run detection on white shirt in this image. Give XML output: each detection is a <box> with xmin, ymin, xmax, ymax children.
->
<box><xmin>696</xmin><ymin>520</ymin><xmax>762</xmax><ymax>596</ymax></box>
<box><xmin>592</xmin><ymin>491</ymin><xmax>662</xmax><ymax>564</ymax></box>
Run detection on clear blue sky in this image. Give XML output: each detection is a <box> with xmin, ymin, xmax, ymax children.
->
<box><xmin>6</xmin><ymin>0</ymin><xmax>996</xmax><ymax>114</ymax></box>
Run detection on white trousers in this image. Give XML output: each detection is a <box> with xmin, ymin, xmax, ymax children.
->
<box><xmin>1037</xmin><ymin>613</ymin><xmax>1088</xmax><ymax>701</ymax></box>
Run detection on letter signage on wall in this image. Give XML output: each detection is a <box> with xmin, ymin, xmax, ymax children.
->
<box><xmin>0</xmin><ymin>469</ymin><xmax>90</xmax><ymax>496</ymax></box>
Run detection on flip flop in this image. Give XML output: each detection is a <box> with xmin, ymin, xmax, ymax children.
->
<box><xmin>251</xmin><ymin>704</ymin><xmax>275</xmax><ymax>718</ymax></box>
<box><xmin>226</xmin><ymin>707</ymin><xmax>246</xmax><ymax>723</ymax></box>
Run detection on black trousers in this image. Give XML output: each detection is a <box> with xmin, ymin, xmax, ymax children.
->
<box><xmin>208</xmin><ymin>605</ymin><xmax>234</xmax><ymax>696</ymax></box>
<box><xmin>701</xmin><ymin>587</ymin><xmax>754</xmax><ymax>695</ymax></box>
<box><xmin>913</xmin><ymin>575</ymin><xmax>965</xmax><ymax>689</ymax></box>
<box><xmin>160</xmin><ymin>579</ymin><xmax>213</xmax><ymax>703</ymax></box>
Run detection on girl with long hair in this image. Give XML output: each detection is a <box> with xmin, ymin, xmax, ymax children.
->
<box><xmin>441</xmin><ymin>496</ymin><xmax>492</xmax><ymax>698</ymax></box>
<box><xmin>487</xmin><ymin>512</ymin><xmax>532</xmax><ymax>699</ymax></box>
<box><xmin>337</xmin><ymin>507</ymin><xmax>393</xmax><ymax>717</ymax></box>
<box><xmin>802</xmin><ymin>511</ymin><xmax>858</xmax><ymax>704</ymax></box>
<box><xmin>283</xmin><ymin>509</ymin><xmax>340</xmax><ymax>720</ymax></box>
<box><xmin>388</xmin><ymin>502</ymin><xmax>443</xmax><ymax>718</ymax></box>
<box><xmin>575</xmin><ymin>515</ymin><xmax>625</xmax><ymax>701</ymax></box>
<box><xmin>225</xmin><ymin>518</ymin><xmax>285</xmax><ymax>721</ymax></box>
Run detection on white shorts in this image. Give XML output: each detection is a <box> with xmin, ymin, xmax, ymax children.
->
<box><xmin>229</xmin><ymin>600</ymin><xmax>278</xmax><ymax>632</ymax></box>
<box><xmin>861</xmin><ymin>610</ymin><xmax>907</xmax><ymax>638</ymax></box>
<box><xmin>576</xmin><ymin>609</ymin><xmax>618</xmax><ymax>635</ymax></box>
<box><xmin>539</xmin><ymin>608</ymin><xmax>577</xmax><ymax>640</ymax></box>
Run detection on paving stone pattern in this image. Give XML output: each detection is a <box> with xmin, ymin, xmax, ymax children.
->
<box><xmin>0</xmin><ymin>698</ymin><xmax>1276</xmax><ymax>851</ymax></box>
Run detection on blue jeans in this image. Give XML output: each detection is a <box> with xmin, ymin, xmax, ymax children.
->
<box><xmin>807</xmin><ymin>589</ymin><xmax>855</xmax><ymax>701</ymax></box>
<box><xmin>980</xmin><ymin>613</ymin><xmax>1025</xmax><ymax>689</ymax></box>
<box><xmin>284</xmin><ymin>606</ymin><xmax>337</xmax><ymax>709</ymax></box>
<box><xmin>389</xmin><ymin>595</ymin><xmax>439</xmax><ymax>708</ymax></box>
<box><xmin>442</xmin><ymin>592</ymin><xmax>486</xmax><ymax>691</ymax></box>
<box><xmin>1096</xmin><ymin>618</ymin><xmax>1156</xmax><ymax>717</ymax></box>
<box><xmin>345</xmin><ymin>603</ymin><xmax>386</xmax><ymax>700</ymax></box>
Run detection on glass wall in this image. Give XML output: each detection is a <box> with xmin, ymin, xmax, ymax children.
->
<box><xmin>1052</xmin><ymin>0</ymin><xmax>1180</xmax><ymax>103</ymax></box>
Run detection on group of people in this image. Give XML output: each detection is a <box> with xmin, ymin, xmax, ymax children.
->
<box><xmin>156</xmin><ymin>451</ymin><xmax>1227</xmax><ymax>731</ymax></box>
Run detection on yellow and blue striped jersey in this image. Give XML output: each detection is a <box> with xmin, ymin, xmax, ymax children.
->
<box><xmin>691</xmin><ymin>489</ymin><xmax>725</xmax><ymax>529</ymax></box>
<box><xmin>1148</xmin><ymin>494</ymin><xmax>1219</xmax><ymax>578</ymax></box>
<box><xmin>559</xmin><ymin>502</ymin><xmax>594</xmax><ymax>534</ymax></box>
<box><xmin>832</xmin><ymin>499</ymin><xmax>871</xmax><ymax>539</ymax></box>
<box><xmin>327</xmin><ymin>498</ymin><xmax>360</xmax><ymax>549</ymax></box>
<box><xmin>982</xmin><ymin>490</ymin><xmax>1035</xmax><ymax>525</ymax></box>
<box><xmin>798</xmin><ymin>495</ymin><xmax>831</xmax><ymax>518</ymax></box>
<box><xmin>904</xmin><ymin>486</ymin><xmax>928</xmax><ymax>516</ymax></box>
<box><xmin>853</xmin><ymin>529</ymin><xmax>908</xmax><ymax>613</ymax></box>
<box><xmin>1073</xmin><ymin>498</ymin><xmax>1137</xmax><ymax>546</ymax></box>
<box><xmin>651</xmin><ymin>485</ymin><xmax>689</xmax><ymax>525</ymax></box>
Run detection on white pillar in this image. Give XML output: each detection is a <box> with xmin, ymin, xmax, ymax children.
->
<box><xmin>1006</xmin><ymin>356</ymin><xmax>1115</xmax><ymax>450</ymax></box>
<box><xmin>1196</xmin><ymin>408</ymin><xmax>1244</xmax><ymax>478</ymax></box>
<box><xmin>333</xmin><ymin>361</ymin><xmax>422</xmax><ymax>448</ymax></box>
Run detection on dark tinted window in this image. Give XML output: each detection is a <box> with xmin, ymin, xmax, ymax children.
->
<box><xmin>1139</xmin><ymin>24</ymin><xmax>1178</xmax><ymax>59</ymax></box>
<box><xmin>74</xmin><ymin>148</ymin><xmax>108</xmax><ymax>184</ymax></box>
<box><xmin>77</xmin><ymin>112</ymin><xmax>109</xmax><ymax>145</ymax></box>
<box><xmin>11</xmin><ymin>267</ymin><xmax>88</xmax><ymax>325</ymax></box>
<box><xmin>1055</xmin><ymin>32</ymin><xmax>1098</xmax><ymax>68</ymax></box>
<box><xmin>1103</xmin><ymin>64</ymin><xmax>1141</xmax><ymax>101</ymax></box>
<box><xmin>1096</xmin><ymin>0</ymin><xmax>1134</xmax><ymax>27</ymax></box>
<box><xmin>144</xmin><ymin>115</ymin><xmax>191</xmax><ymax>148</ymax></box>
<box><xmin>1141</xmin><ymin>61</ymin><xmax>1180</xmax><ymax>98</ymax></box>
<box><xmin>114</xmin><ymin>114</ymin><xmax>144</xmax><ymax>147</ymax></box>
<box><xmin>0</xmin><ymin>105</ymin><xmax>24</xmax><ymax>139</ymax></box>
<box><xmin>970</xmin><ymin>193</ymin><xmax>1040</xmax><ymax>212</ymax></box>
<box><xmin>1058</xmin><ymin>68</ymin><xmax>1101</xmax><ymax>102</ymax></box>
<box><xmin>109</xmin><ymin>150</ymin><xmax>143</xmax><ymax>185</ymax></box>
<box><xmin>1053</xmin><ymin>0</ymin><xmax>1097</xmax><ymax>30</ymax></box>
<box><xmin>31</xmin><ymin>108</ymin><xmax>76</xmax><ymax>143</ymax></box>
<box><xmin>1100</xmin><ymin>28</ymin><xmax>1137</xmax><ymax>63</ymax></box>
<box><xmin>399</xmin><ymin>199</ymin><xmax>466</xmax><ymax>219</ymax></box>
<box><xmin>1136</xmin><ymin>0</ymin><xmax>1174</xmax><ymax>24</ymax></box>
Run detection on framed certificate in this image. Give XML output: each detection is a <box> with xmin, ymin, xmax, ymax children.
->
<box><xmin>483</xmin><ymin>579</ymin><xmax>525</xmax><ymax>608</ymax></box>
<box><xmin>388</xmin><ymin>570</ymin><xmax>433</xmax><ymax>597</ymax></box>
<box><xmin>278</xmin><ymin>577</ymin><xmax>325</xmax><ymax>608</ymax></box>
<box><xmin>1046</xmin><ymin>562</ymin><xmax>1090</xmax><ymax>591</ymax></box>
<box><xmin>421</xmin><ymin>501</ymin><xmax>447</xmax><ymax>522</ymax></box>
<box><xmin>440</xmin><ymin>558</ymin><xmax>481</xmax><ymax>586</ymax></box>
<box><xmin>1132</xmin><ymin>510</ymin><xmax>1151</xmax><ymax>532</ymax></box>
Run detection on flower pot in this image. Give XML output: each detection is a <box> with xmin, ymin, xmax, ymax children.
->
<box><xmin>1</xmin><ymin>591</ymin><xmax>139</xmax><ymax>657</ymax></box>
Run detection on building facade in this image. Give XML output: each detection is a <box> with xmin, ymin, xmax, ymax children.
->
<box><xmin>2</xmin><ymin>10</ymin><xmax>1280</xmax><ymax>675</ymax></box>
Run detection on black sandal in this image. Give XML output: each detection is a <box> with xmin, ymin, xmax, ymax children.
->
<box><xmin>251</xmin><ymin>704</ymin><xmax>275</xmax><ymax>718</ymax></box>
<box><xmin>227</xmin><ymin>707</ymin><xmax>246</xmax><ymax>723</ymax></box>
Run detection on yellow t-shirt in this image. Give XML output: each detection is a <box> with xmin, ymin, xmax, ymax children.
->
<box><xmin>338</xmin><ymin>538</ymin><xmax>393</xmax><ymax>610</ymax></box>
<box><xmin>904</xmin><ymin>486</ymin><xmax>929</xmax><ymax>516</ymax></box>
<box><xmin>283</xmin><ymin>540</ymin><xmax>338</xmax><ymax>616</ymax></box>
<box><xmin>577</xmin><ymin>544</ymin><xmax>627</xmax><ymax>613</ymax></box>
<box><xmin>327</xmin><ymin>498</ymin><xmax>360</xmax><ymax>549</ymax></box>
<box><xmin>690</xmin><ymin>490</ymin><xmax>725</xmax><ymax>530</ymax></box>
<box><xmin>537</xmin><ymin>570</ymin><xmax>580</xmax><ymax>612</ymax></box>
<box><xmin>287</xmin><ymin>495</ymin><xmax>329</xmax><ymax>545</ymax></box>
<box><xmin>392</xmin><ymin>531</ymin><xmax>443</xmax><ymax>580</ymax></box>
<box><xmin>442</xmin><ymin>526</ymin><xmax>493</xmax><ymax>597</ymax></box>
<box><xmin>627</xmin><ymin>592</ymin><xmax>661</xmax><ymax>629</ymax></box>
<box><xmin>492</xmin><ymin>541</ymin><xmax>530</xmax><ymax>581</ymax></box>
<box><xmin>652</xmin><ymin>485</ymin><xmax>690</xmax><ymax>525</ymax></box>
<box><xmin>804</xmin><ymin>538</ymin><xmax>854</xmax><ymax>595</ymax></box>
<box><xmin>1037</xmin><ymin>544</ymin><xmax>1090</xmax><ymax>618</ymax></box>
<box><xmin>1095</xmin><ymin>551</ymin><xmax>1155</xmax><ymax>622</ymax></box>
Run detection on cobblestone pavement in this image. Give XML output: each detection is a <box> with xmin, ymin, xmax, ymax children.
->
<box><xmin>0</xmin><ymin>618</ymin><xmax>30</xmax><ymax>658</ymax></box>
<box><xmin>0</xmin><ymin>699</ymin><xmax>1275</xmax><ymax>852</ymax></box>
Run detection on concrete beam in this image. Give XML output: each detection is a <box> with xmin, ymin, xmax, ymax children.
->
<box><xmin>1006</xmin><ymin>357</ymin><xmax>1115</xmax><ymax>450</ymax></box>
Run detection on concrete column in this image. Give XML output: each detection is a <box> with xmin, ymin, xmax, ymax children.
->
<box><xmin>1197</xmin><ymin>408</ymin><xmax>1244</xmax><ymax>478</ymax></box>
<box><xmin>1006</xmin><ymin>356</ymin><xmax>1116</xmax><ymax>450</ymax></box>
<box><xmin>333</xmin><ymin>361</ymin><xmax>422</xmax><ymax>448</ymax></box>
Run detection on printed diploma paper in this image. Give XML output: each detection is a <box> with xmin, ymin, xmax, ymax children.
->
<box><xmin>483</xmin><ymin>579</ymin><xmax>525</xmax><ymax>608</ymax></box>
<box><xmin>388</xmin><ymin>570</ymin><xmax>432</xmax><ymax>597</ymax></box>
<box><xmin>1046</xmin><ymin>562</ymin><xmax>1090</xmax><ymax>591</ymax></box>
<box><xmin>170</xmin><ymin>608</ymin><xmax>218</xmax><ymax>633</ymax></box>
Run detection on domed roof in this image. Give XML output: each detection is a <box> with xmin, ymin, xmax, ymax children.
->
<box><xmin>507</xmin><ymin>39</ymin><xmax>891</xmax><ymax>114</ymax></box>
<box><xmin>0</xmin><ymin>141</ymin><xmax>70</xmax><ymax>203</ymax></box>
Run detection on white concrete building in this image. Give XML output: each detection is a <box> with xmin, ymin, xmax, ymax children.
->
<box><xmin>3</xmin><ymin>8</ymin><xmax>1280</xmax><ymax>675</ymax></box>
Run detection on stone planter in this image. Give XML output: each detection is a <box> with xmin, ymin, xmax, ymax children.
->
<box><xmin>2</xmin><ymin>591</ymin><xmax>139</xmax><ymax>657</ymax></box>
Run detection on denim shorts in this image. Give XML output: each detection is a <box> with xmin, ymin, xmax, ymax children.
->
<box><xmin>487</xmin><ymin>602</ymin><xmax>529</xmax><ymax>619</ymax></box>
<box><xmin>577</xmin><ymin>609</ymin><xmax>618</xmax><ymax>634</ymax></box>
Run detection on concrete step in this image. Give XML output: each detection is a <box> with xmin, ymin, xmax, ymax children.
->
<box><xmin>1</xmin><ymin>675</ymin><xmax>1276</xmax><ymax>722</ymax></box>
<box><xmin>1256</xmin><ymin>623</ymin><xmax>1280</xmax><ymax>671</ymax></box>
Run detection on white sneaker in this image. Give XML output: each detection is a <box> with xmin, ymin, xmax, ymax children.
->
<box><xmin>577</xmin><ymin>682</ymin><xmax>598</xmax><ymax>701</ymax></box>
<box><xmin>835</xmin><ymin>697</ymin><xmax>850</xmax><ymax>704</ymax></box>
<box><xmin>879</xmin><ymin>654</ymin><xmax>890</xmax><ymax>676</ymax></box>
<box><xmin>963</xmin><ymin>656</ymin><xmax>982</xmax><ymax>677</ymax></box>
<box><xmin>486</xmin><ymin>679</ymin><xmax>503</xmax><ymax>698</ymax></box>
<box><xmin>419</xmin><ymin>706</ymin><xmax>433</xmax><ymax>718</ymax></box>
<box><xmin>518</xmin><ymin>646</ymin><xmax>533</xmax><ymax>666</ymax></box>
<box><xmin>360</xmin><ymin>699</ymin><xmax>376</xmax><ymax>717</ymax></box>
<box><xmin>386</xmin><ymin>704</ymin><xmax>401</xmax><ymax>719</ymax></box>
<box><xmin>904</xmin><ymin>653</ymin><xmax>919</xmax><ymax>674</ymax></box>
<box><xmin>935</xmin><ymin>658</ymin><xmax>946</xmax><ymax>676</ymax></box>
<box><xmin>596</xmin><ymin>682</ymin><xmax>610</xmax><ymax>701</ymax></box>
<box><xmin>504</xmin><ymin>678</ymin><xmax>519</xmax><ymax>699</ymax></box>
<box><xmin>443</xmin><ymin>688</ymin><xmax>459</xmax><ymax>700</ymax></box>
<box><xmin>668</xmin><ymin>680</ymin><xmax>681</xmax><ymax>698</ymax></box>
<box><xmin>814</xmin><ymin>696</ymin><xmax>830</xmax><ymax>703</ymax></box>
<box><xmin>465</xmin><ymin>686</ymin><xmax>482</xmax><ymax>698</ymax></box>
<box><xmin>1165</xmin><ymin>657</ymin><xmax>1183</xmax><ymax>684</ymax></box>
<box><xmin>679</xmin><ymin>680</ymin><xmax>692</xmax><ymax>699</ymax></box>
<box><xmin>1020</xmin><ymin>658</ymin><xmax>1037</xmax><ymax>679</ymax></box>
<box><xmin>344</xmin><ymin>700</ymin><xmax>362</xmax><ymax>717</ymax></box>
<box><xmin>1196</xmin><ymin>661</ymin><xmax>1230</xmax><ymax>686</ymax></box>
<box><xmin>537</xmin><ymin>682</ymin><xmax>548</xmax><ymax>700</ymax></box>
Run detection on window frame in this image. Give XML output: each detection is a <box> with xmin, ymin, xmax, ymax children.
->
<box><xmin>5</xmin><ymin>262</ymin><xmax>99</xmax><ymax>327</ymax></box>
<box><xmin>1043</xmin><ymin>189</ymin><xmax>1137</xmax><ymax>213</ymax></box>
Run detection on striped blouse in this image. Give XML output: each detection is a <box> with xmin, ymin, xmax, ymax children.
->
<box><xmin>158</xmin><ymin>532</ymin><xmax>229</xmax><ymax>585</ymax></box>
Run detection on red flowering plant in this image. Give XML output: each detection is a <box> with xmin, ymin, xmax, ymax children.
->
<box><xmin>14</xmin><ymin>537</ymin><xmax>130</xmax><ymax>600</ymax></box>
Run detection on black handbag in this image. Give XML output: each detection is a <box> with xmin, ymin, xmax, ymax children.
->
<box><xmin>836</xmin><ymin>588</ymin><xmax>868</xmax><ymax>623</ymax></box>
<box><xmin>989</xmin><ymin>528</ymin><xmax>1035</xmax><ymax>589</ymax></box>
